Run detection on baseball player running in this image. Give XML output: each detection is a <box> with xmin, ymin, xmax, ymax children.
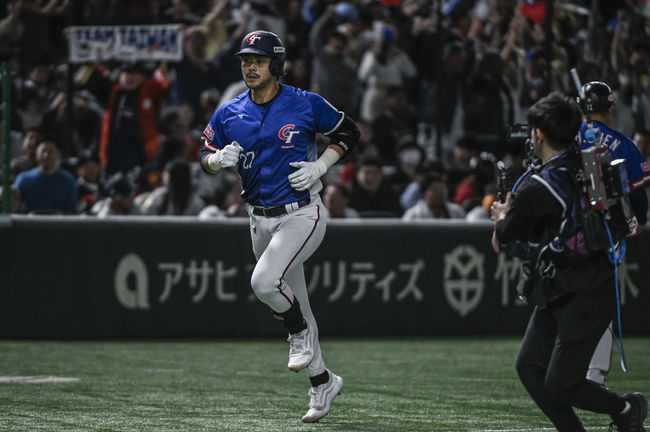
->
<box><xmin>200</xmin><ymin>30</ymin><xmax>359</xmax><ymax>423</ymax></box>
<box><xmin>577</xmin><ymin>81</ymin><xmax>650</xmax><ymax>386</ymax></box>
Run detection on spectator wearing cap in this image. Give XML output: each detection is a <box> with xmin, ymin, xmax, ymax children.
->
<box><xmin>402</xmin><ymin>172</ymin><xmax>465</xmax><ymax>220</ymax></box>
<box><xmin>357</xmin><ymin>25</ymin><xmax>417</xmax><ymax>124</ymax></box>
<box><xmin>92</xmin><ymin>173</ymin><xmax>135</xmax><ymax>217</ymax></box>
<box><xmin>13</xmin><ymin>137</ymin><xmax>77</xmax><ymax>214</ymax></box>
<box><xmin>99</xmin><ymin>61</ymin><xmax>169</xmax><ymax>175</ymax></box>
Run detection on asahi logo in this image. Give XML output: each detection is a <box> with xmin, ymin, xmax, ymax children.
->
<box><xmin>443</xmin><ymin>245</ymin><xmax>484</xmax><ymax>317</ymax></box>
<box><xmin>114</xmin><ymin>254</ymin><xmax>150</xmax><ymax>310</ymax></box>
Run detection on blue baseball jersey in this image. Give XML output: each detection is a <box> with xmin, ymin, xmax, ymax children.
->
<box><xmin>201</xmin><ymin>84</ymin><xmax>344</xmax><ymax>207</ymax></box>
<box><xmin>579</xmin><ymin>120</ymin><xmax>650</xmax><ymax>191</ymax></box>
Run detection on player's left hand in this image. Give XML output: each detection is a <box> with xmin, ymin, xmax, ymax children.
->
<box><xmin>288</xmin><ymin>160</ymin><xmax>327</xmax><ymax>191</ymax></box>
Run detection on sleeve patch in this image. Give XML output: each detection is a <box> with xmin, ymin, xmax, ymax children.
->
<box><xmin>203</xmin><ymin>124</ymin><xmax>215</xmax><ymax>142</ymax></box>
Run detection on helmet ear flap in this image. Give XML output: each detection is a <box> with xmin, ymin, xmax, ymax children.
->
<box><xmin>269</xmin><ymin>54</ymin><xmax>285</xmax><ymax>77</ymax></box>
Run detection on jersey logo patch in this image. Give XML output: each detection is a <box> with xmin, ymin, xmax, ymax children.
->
<box><xmin>203</xmin><ymin>124</ymin><xmax>215</xmax><ymax>142</ymax></box>
<box><xmin>642</xmin><ymin>162</ymin><xmax>649</xmax><ymax>173</ymax></box>
<box><xmin>278</xmin><ymin>124</ymin><xmax>299</xmax><ymax>147</ymax></box>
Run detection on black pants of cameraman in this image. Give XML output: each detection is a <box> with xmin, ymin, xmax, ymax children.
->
<box><xmin>516</xmin><ymin>261</ymin><xmax>626</xmax><ymax>431</ymax></box>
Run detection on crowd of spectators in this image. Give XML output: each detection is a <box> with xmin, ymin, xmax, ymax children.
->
<box><xmin>0</xmin><ymin>0</ymin><xmax>649</xmax><ymax>220</ymax></box>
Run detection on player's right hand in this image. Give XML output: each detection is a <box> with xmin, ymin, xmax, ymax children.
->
<box><xmin>208</xmin><ymin>141</ymin><xmax>242</xmax><ymax>170</ymax></box>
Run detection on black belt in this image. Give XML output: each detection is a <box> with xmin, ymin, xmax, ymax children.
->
<box><xmin>252</xmin><ymin>198</ymin><xmax>311</xmax><ymax>217</ymax></box>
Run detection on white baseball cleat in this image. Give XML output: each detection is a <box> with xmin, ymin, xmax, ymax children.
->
<box><xmin>301</xmin><ymin>370</ymin><xmax>344</xmax><ymax>423</ymax></box>
<box><xmin>287</xmin><ymin>327</ymin><xmax>315</xmax><ymax>371</ymax></box>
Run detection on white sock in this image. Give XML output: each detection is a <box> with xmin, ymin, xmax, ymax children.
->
<box><xmin>620</xmin><ymin>400</ymin><xmax>631</xmax><ymax>415</ymax></box>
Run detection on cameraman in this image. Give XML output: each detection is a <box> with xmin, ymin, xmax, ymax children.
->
<box><xmin>490</xmin><ymin>93</ymin><xmax>646</xmax><ymax>432</ymax></box>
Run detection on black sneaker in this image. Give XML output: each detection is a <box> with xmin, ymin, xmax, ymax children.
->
<box><xmin>610</xmin><ymin>393</ymin><xmax>647</xmax><ymax>432</ymax></box>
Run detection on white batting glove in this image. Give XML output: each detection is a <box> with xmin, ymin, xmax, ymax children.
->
<box><xmin>288</xmin><ymin>160</ymin><xmax>327</xmax><ymax>191</ymax></box>
<box><xmin>207</xmin><ymin>141</ymin><xmax>242</xmax><ymax>171</ymax></box>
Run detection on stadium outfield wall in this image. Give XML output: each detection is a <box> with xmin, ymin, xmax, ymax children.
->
<box><xmin>1</xmin><ymin>215</ymin><xmax>648</xmax><ymax>339</ymax></box>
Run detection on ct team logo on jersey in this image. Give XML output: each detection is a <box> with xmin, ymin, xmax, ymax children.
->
<box><xmin>278</xmin><ymin>124</ymin><xmax>300</xmax><ymax>148</ymax></box>
<box><xmin>246</xmin><ymin>33</ymin><xmax>261</xmax><ymax>45</ymax></box>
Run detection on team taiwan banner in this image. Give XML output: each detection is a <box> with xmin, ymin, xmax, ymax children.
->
<box><xmin>68</xmin><ymin>25</ymin><xmax>184</xmax><ymax>63</ymax></box>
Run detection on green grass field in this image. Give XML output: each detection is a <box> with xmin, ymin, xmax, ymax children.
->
<box><xmin>1</xmin><ymin>337</ymin><xmax>648</xmax><ymax>432</ymax></box>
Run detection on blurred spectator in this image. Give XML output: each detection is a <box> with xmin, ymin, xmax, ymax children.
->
<box><xmin>389</xmin><ymin>137</ymin><xmax>425</xmax><ymax>195</ymax></box>
<box><xmin>9</xmin><ymin>0</ymin><xmax>71</xmax><ymax>71</ymax></box>
<box><xmin>399</xmin><ymin>162</ymin><xmax>445</xmax><ymax>212</ymax></box>
<box><xmin>201</xmin><ymin>0</ymin><xmax>231</xmax><ymax>60</ymax></box>
<box><xmin>517</xmin><ymin>48</ymin><xmax>549</xmax><ymax>118</ymax></box>
<box><xmin>309</xmin><ymin>5</ymin><xmax>359</xmax><ymax>115</ymax></box>
<box><xmin>134</xmin><ymin>159</ymin><xmax>205</xmax><ymax>216</ymax></box>
<box><xmin>370</xmin><ymin>86</ymin><xmax>420</xmax><ymax>161</ymax></box>
<box><xmin>142</xmin><ymin>135</ymin><xmax>193</xmax><ymax>192</ymax></box>
<box><xmin>10</xmin><ymin>126</ymin><xmax>41</xmax><ymax>180</ymax></box>
<box><xmin>0</xmin><ymin>185</ymin><xmax>24</xmax><ymax>213</ymax></box>
<box><xmin>463</xmin><ymin>50</ymin><xmax>514</xmax><ymax>158</ymax></box>
<box><xmin>281</xmin><ymin>0</ymin><xmax>311</xmax><ymax>58</ymax></box>
<box><xmin>15</xmin><ymin>62</ymin><xmax>54</xmax><ymax>131</ymax></box>
<box><xmin>221</xmin><ymin>178</ymin><xmax>247</xmax><ymax>217</ymax></box>
<box><xmin>402</xmin><ymin>172</ymin><xmax>465</xmax><ymax>220</ymax></box>
<box><xmin>453</xmin><ymin>151</ymin><xmax>497</xmax><ymax>212</ymax></box>
<box><xmin>634</xmin><ymin>128</ymin><xmax>650</xmax><ymax>164</ymax></box>
<box><xmin>99</xmin><ymin>61</ymin><xmax>169</xmax><ymax>175</ymax></box>
<box><xmin>634</xmin><ymin>128</ymin><xmax>650</xmax><ymax>222</ymax></box>
<box><xmin>198</xmin><ymin>175</ymin><xmax>246</xmax><ymax>219</ymax></box>
<box><xmin>337</xmin><ymin>138</ymin><xmax>379</xmax><ymax>186</ymax></box>
<box><xmin>323</xmin><ymin>183</ymin><xmax>359</xmax><ymax>218</ymax></box>
<box><xmin>0</xmin><ymin>0</ymin><xmax>24</xmax><ymax>61</ymax></box>
<box><xmin>92</xmin><ymin>173</ymin><xmax>135</xmax><ymax>217</ymax></box>
<box><xmin>197</xmin><ymin>202</ymin><xmax>227</xmax><ymax>219</ymax></box>
<box><xmin>41</xmin><ymin>86</ymin><xmax>104</xmax><ymax>159</ymax></box>
<box><xmin>447</xmin><ymin>135</ymin><xmax>481</xmax><ymax>193</ymax></box>
<box><xmin>13</xmin><ymin>137</ymin><xmax>77</xmax><ymax>214</ymax></box>
<box><xmin>465</xmin><ymin>193</ymin><xmax>498</xmax><ymax>222</ymax></box>
<box><xmin>212</xmin><ymin>13</ymin><xmax>253</xmax><ymax>93</ymax></box>
<box><xmin>170</xmin><ymin>25</ymin><xmax>221</xmax><ymax>108</ymax></box>
<box><xmin>357</xmin><ymin>26</ymin><xmax>417</xmax><ymax>124</ymax></box>
<box><xmin>349</xmin><ymin>156</ymin><xmax>403</xmax><ymax>217</ymax></box>
<box><xmin>610</xmin><ymin>65</ymin><xmax>647</xmax><ymax>137</ymax></box>
<box><xmin>416</xmin><ymin>40</ymin><xmax>469</xmax><ymax>165</ymax></box>
<box><xmin>76</xmin><ymin>153</ymin><xmax>102</xmax><ymax>214</ymax></box>
<box><xmin>162</xmin><ymin>0</ymin><xmax>202</xmax><ymax>26</ymax></box>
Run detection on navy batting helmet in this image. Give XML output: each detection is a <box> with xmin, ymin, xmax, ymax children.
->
<box><xmin>236</xmin><ymin>31</ymin><xmax>285</xmax><ymax>76</ymax></box>
<box><xmin>578</xmin><ymin>81</ymin><xmax>614</xmax><ymax>114</ymax></box>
